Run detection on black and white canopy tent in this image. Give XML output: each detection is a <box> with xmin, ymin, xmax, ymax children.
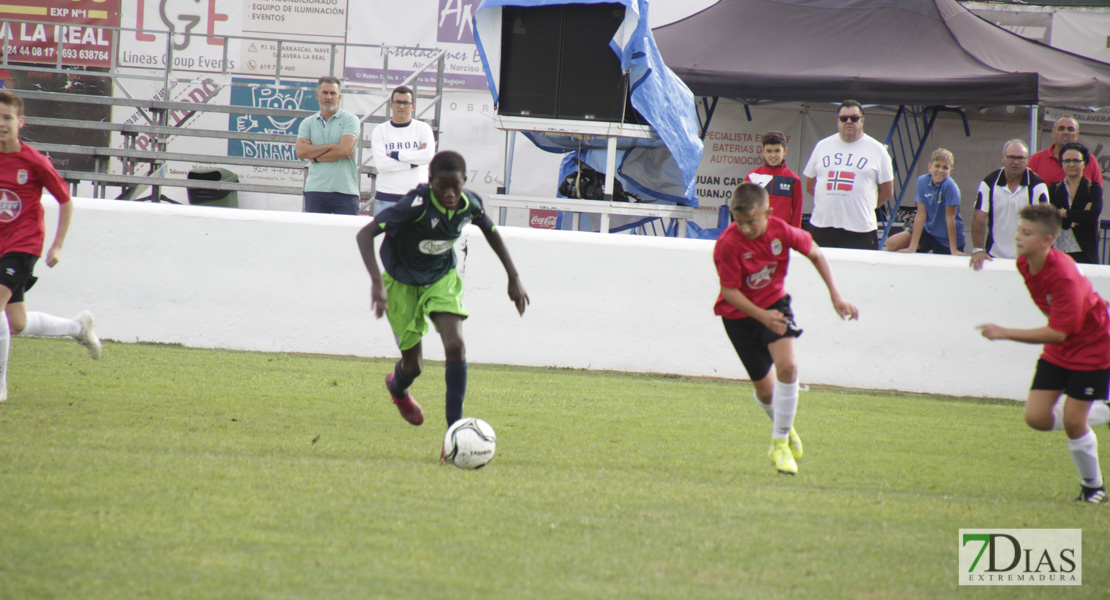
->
<box><xmin>654</xmin><ymin>0</ymin><xmax>1110</xmax><ymax>106</ymax></box>
<box><xmin>653</xmin><ymin>0</ymin><xmax>1110</xmax><ymax>238</ymax></box>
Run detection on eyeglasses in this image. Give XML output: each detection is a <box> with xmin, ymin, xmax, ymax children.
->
<box><xmin>838</xmin><ymin>115</ymin><xmax>861</xmax><ymax>123</ymax></box>
<box><xmin>1061</xmin><ymin>158</ymin><xmax>1084</xmax><ymax>164</ymax></box>
<box><xmin>1004</xmin><ymin>155</ymin><xmax>1028</xmax><ymax>161</ymax></box>
<box><xmin>391</xmin><ymin>100</ymin><xmax>413</xmax><ymax>106</ymax></box>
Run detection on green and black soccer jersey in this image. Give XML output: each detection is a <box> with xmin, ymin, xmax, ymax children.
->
<box><xmin>376</xmin><ymin>183</ymin><xmax>495</xmax><ymax>286</ymax></box>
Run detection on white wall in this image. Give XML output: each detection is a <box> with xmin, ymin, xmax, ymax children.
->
<box><xmin>34</xmin><ymin>198</ymin><xmax>1110</xmax><ymax>401</ymax></box>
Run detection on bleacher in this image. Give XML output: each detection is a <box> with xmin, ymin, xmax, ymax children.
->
<box><xmin>6</xmin><ymin>19</ymin><xmax>446</xmax><ymax>208</ymax></box>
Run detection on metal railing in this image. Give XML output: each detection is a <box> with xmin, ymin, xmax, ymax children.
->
<box><xmin>3</xmin><ymin>18</ymin><xmax>447</xmax><ymax>205</ymax></box>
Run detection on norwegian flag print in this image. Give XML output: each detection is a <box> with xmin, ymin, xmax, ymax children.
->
<box><xmin>826</xmin><ymin>170</ymin><xmax>855</xmax><ymax>191</ymax></box>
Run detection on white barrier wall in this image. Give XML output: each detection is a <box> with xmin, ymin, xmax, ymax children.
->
<box><xmin>34</xmin><ymin>198</ymin><xmax>1110</xmax><ymax>401</ymax></box>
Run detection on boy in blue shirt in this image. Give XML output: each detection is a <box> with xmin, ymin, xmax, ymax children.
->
<box><xmin>885</xmin><ymin>149</ymin><xmax>966</xmax><ymax>255</ymax></box>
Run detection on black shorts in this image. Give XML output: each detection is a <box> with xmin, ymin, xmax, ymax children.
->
<box><xmin>915</xmin><ymin>232</ymin><xmax>964</xmax><ymax>255</ymax></box>
<box><xmin>805</xmin><ymin>224</ymin><xmax>878</xmax><ymax>250</ymax></box>
<box><xmin>722</xmin><ymin>294</ymin><xmax>803</xmax><ymax>382</ymax></box>
<box><xmin>1031</xmin><ymin>358</ymin><xmax>1110</xmax><ymax>402</ymax></box>
<box><xmin>0</xmin><ymin>252</ymin><xmax>38</xmax><ymax>304</ymax></box>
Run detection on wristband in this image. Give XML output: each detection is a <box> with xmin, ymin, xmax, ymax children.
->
<box><xmin>972</xmin><ymin>248</ymin><xmax>985</xmax><ymax>254</ymax></box>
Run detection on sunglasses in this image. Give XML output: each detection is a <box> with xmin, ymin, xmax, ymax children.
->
<box><xmin>838</xmin><ymin>115</ymin><xmax>861</xmax><ymax>123</ymax></box>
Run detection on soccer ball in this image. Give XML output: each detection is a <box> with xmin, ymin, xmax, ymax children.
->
<box><xmin>443</xmin><ymin>417</ymin><xmax>497</xmax><ymax>470</ymax></box>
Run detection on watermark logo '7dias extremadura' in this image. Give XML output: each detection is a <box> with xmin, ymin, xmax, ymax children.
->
<box><xmin>959</xmin><ymin>529</ymin><xmax>1081</xmax><ymax>586</ymax></box>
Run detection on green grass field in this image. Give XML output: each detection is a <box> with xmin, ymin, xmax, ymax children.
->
<box><xmin>1</xmin><ymin>338</ymin><xmax>1108</xmax><ymax>599</ymax></box>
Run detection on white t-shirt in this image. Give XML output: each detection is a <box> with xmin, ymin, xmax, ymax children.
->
<box><xmin>803</xmin><ymin>133</ymin><xmax>894</xmax><ymax>232</ymax></box>
<box><xmin>371</xmin><ymin>119</ymin><xmax>436</xmax><ymax>195</ymax></box>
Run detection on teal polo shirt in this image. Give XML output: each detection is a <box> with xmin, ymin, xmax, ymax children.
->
<box><xmin>298</xmin><ymin>108</ymin><xmax>360</xmax><ymax>195</ymax></box>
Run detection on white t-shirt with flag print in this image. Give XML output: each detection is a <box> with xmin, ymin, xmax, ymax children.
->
<box><xmin>803</xmin><ymin>133</ymin><xmax>894</xmax><ymax>232</ymax></box>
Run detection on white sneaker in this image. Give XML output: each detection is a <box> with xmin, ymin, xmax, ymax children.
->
<box><xmin>0</xmin><ymin>385</ymin><xmax>7</xmax><ymax>403</ymax></box>
<box><xmin>73</xmin><ymin>310</ymin><xmax>102</xmax><ymax>360</ymax></box>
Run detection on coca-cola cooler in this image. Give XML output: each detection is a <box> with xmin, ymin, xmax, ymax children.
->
<box><xmin>529</xmin><ymin>209</ymin><xmax>558</xmax><ymax>230</ymax></box>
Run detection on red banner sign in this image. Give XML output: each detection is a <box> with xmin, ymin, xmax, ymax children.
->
<box><xmin>0</xmin><ymin>0</ymin><xmax>121</xmax><ymax>68</ymax></box>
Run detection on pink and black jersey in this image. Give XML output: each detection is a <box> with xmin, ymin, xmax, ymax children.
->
<box><xmin>713</xmin><ymin>216</ymin><xmax>813</xmax><ymax>319</ymax></box>
<box><xmin>0</xmin><ymin>143</ymin><xmax>71</xmax><ymax>257</ymax></box>
<box><xmin>1018</xmin><ymin>248</ymin><xmax>1110</xmax><ymax>370</ymax></box>
<box><xmin>744</xmin><ymin>164</ymin><xmax>803</xmax><ymax>228</ymax></box>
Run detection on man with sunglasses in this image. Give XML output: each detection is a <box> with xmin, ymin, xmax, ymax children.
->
<box><xmin>802</xmin><ymin>100</ymin><xmax>894</xmax><ymax>250</ymax></box>
<box><xmin>370</xmin><ymin>86</ymin><xmax>437</xmax><ymax>217</ymax></box>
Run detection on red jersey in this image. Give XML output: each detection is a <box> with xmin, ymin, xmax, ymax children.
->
<box><xmin>713</xmin><ymin>216</ymin><xmax>813</xmax><ymax>319</ymax></box>
<box><xmin>744</xmin><ymin>164</ymin><xmax>804</xmax><ymax>228</ymax></box>
<box><xmin>0</xmin><ymin>143</ymin><xmax>71</xmax><ymax>257</ymax></box>
<box><xmin>1018</xmin><ymin>248</ymin><xmax>1110</xmax><ymax>370</ymax></box>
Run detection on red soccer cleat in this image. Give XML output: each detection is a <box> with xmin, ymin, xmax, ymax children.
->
<box><xmin>385</xmin><ymin>373</ymin><xmax>424</xmax><ymax>426</ymax></box>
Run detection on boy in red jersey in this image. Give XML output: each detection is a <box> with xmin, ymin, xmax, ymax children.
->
<box><xmin>744</xmin><ymin>131</ymin><xmax>803</xmax><ymax>228</ymax></box>
<box><xmin>714</xmin><ymin>182</ymin><xmax>858</xmax><ymax>474</ymax></box>
<box><xmin>0</xmin><ymin>91</ymin><xmax>101</xmax><ymax>403</ymax></box>
<box><xmin>977</xmin><ymin>203</ymin><xmax>1110</xmax><ymax>503</ymax></box>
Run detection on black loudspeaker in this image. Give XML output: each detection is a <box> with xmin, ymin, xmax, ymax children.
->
<box><xmin>499</xmin><ymin>3</ymin><xmax>641</xmax><ymax>123</ymax></box>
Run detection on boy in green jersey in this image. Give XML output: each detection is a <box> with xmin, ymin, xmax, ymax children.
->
<box><xmin>356</xmin><ymin>151</ymin><xmax>529</xmax><ymax>435</ymax></box>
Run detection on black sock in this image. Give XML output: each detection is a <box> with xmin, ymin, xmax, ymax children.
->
<box><xmin>444</xmin><ymin>361</ymin><xmax>467</xmax><ymax>425</ymax></box>
<box><xmin>390</xmin><ymin>360</ymin><xmax>415</xmax><ymax>398</ymax></box>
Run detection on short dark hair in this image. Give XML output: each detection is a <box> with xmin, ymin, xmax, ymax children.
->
<box><xmin>317</xmin><ymin>75</ymin><xmax>342</xmax><ymax>88</ymax></box>
<box><xmin>430</xmin><ymin>150</ymin><xmax>466</xmax><ymax>180</ymax></box>
<box><xmin>761</xmin><ymin>131</ymin><xmax>786</xmax><ymax>147</ymax></box>
<box><xmin>1019</xmin><ymin>203</ymin><xmax>1061</xmax><ymax>239</ymax></box>
<box><xmin>391</xmin><ymin>85</ymin><xmax>414</xmax><ymax>101</ymax></box>
<box><xmin>839</xmin><ymin>99</ymin><xmax>863</xmax><ymax>117</ymax></box>
<box><xmin>0</xmin><ymin>90</ymin><xmax>23</xmax><ymax>117</ymax></box>
<box><xmin>1058</xmin><ymin>142</ymin><xmax>1090</xmax><ymax>166</ymax></box>
<box><xmin>730</xmin><ymin>182</ymin><xmax>769</xmax><ymax>214</ymax></box>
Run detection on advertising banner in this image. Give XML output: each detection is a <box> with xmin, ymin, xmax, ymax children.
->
<box><xmin>239</xmin><ymin>0</ymin><xmax>348</xmax><ymax>79</ymax></box>
<box><xmin>346</xmin><ymin>0</ymin><xmax>487</xmax><ymax>91</ymax></box>
<box><xmin>119</xmin><ymin>0</ymin><xmax>241</xmax><ymax>73</ymax></box>
<box><xmin>0</xmin><ymin>0</ymin><xmax>120</xmax><ymax>68</ymax></box>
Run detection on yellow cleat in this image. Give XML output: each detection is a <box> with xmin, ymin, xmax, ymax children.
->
<box><xmin>768</xmin><ymin>439</ymin><xmax>798</xmax><ymax>475</ymax></box>
<box><xmin>788</xmin><ymin>427</ymin><xmax>803</xmax><ymax>460</ymax></box>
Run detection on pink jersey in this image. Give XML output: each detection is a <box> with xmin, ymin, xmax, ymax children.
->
<box><xmin>713</xmin><ymin>216</ymin><xmax>813</xmax><ymax>319</ymax></box>
<box><xmin>1018</xmin><ymin>248</ymin><xmax>1110</xmax><ymax>370</ymax></box>
<box><xmin>0</xmin><ymin>143</ymin><xmax>71</xmax><ymax>257</ymax></box>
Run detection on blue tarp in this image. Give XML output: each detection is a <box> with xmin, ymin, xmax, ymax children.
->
<box><xmin>473</xmin><ymin>0</ymin><xmax>703</xmax><ymax>207</ymax></box>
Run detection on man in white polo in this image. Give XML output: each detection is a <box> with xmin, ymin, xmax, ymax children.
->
<box><xmin>803</xmin><ymin>99</ymin><xmax>894</xmax><ymax>250</ymax></box>
<box><xmin>370</xmin><ymin>85</ymin><xmax>436</xmax><ymax>216</ymax></box>
<box><xmin>296</xmin><ymin>76</ymin><xmax>360</xmax><ymax>215</ymax></box>
<box><xmin>969</xmin><ymin>139</ymin><xmax>1050</xmax><ymax>270</ymax></box>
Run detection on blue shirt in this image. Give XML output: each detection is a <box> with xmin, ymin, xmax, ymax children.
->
<box><xmin>916</xmin><ymin>174</ymin><xmax>964</xmax><ymax>249</ymax></box>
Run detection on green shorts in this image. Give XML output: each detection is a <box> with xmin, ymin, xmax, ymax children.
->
<box><xmin>383</xmin><ymin>269</ymin><xmax>468</xmax><ymax>351</ymax></box>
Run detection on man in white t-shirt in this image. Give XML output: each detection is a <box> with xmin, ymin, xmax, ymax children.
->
<box><xmin>370</xmin><ymin>86</ymin><xmax>436</xmax><ymax>216</ymax></box>
<box><xmin>802</xmin><ymin>100</ymin><xmax>894</xmax><ymax>250</ymax></box>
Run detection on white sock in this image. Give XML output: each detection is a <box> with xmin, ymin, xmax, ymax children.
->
<box><xmin>1088</xmin><ymin>402</ymin><xmax>1110</xmax><ymax>427</ymax></box>
<box><xmin>0</xmin><ymin>312</ymin><xmax>9</xmax><ymax>391</ymax></box>
<box><xmin>20</xmin><ymin>312</ymin><xmax>81</xmax><ymax>337</ymax></box>
<box><xmin>1051</xmin><ymin>402</ymin><xmax>1065</xmax><ymax>431</ymax></box>
<box><xmin>771</xmin><ymin>379</ymin><xmax>799</xmax><ymax>440</ymax></box>
<box><xmin>753</xmin><ymin>390</ymin><xmax>773</xmax><ymax>420</ymax></box>
<box><xmin>1067</xmin><ymin>430</ymin><xmax>1103</xmax><ymax>489</ymax></box>
<box><xmin>1053</xmin><ymin>401</ymin><xmax>1110</xmax><ymax>430</ymax></box>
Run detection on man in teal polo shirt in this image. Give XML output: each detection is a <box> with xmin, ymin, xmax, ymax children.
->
<box><xmin>296</xmin><ymin>76</ymin><xmax>360</xmax><ymax>214</ymax></box>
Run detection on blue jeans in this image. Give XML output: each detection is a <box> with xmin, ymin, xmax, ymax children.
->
<box><xmin>372</xmin><ymin>192</ymin><xmax>406</xmax><ymax>217</ymax></box>
<box><xmin>304</xmin><ymin>191</ymin><xmax>359</xmax><ymax>215</ymax></box>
